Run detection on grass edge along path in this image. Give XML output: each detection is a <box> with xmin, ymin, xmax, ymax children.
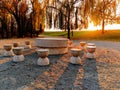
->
<box><xmin>42</xmin><ymin>30</ymin><xmax>120</xmax><ymax>42</ymax></box>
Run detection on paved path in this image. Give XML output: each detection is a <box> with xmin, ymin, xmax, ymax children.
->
<box><xmin>74</xmin><ymin>40</ymin><xmax>120</xmax><ymax>51</ymax></box>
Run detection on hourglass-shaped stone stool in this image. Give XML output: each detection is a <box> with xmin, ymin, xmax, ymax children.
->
<box><xmin>86</xmin><ymin>43</ymin><xmax>96</xmax><ymax>59</ymax></box>
<box><xmin>80</xmin><ymin>41</ymin><xmax>86</xmax><ymax>50</ymax></box>
<box><xmin>87</xmin><ymin>43</ymin><xmax>95</xmax><ymax>46</ymax></box>
<box><xmin>24</xmin><ymin>41</ymin><xmax>32</xmax><ymax>49</ymax></box>
<box><xmin>70</xmin><ymin>48</ymin><xmax>82</xmax><ymax>64</ymax></box>
<box><xmin>13</xmin><ymin>47</ymin><xmax>24</xmax><ymax>62</ymax></box>
<box><xmin>4</xmin><ymin>44</ymin><xmax>14</xmax><ymax>56</ymax></box>
<box><xmin>13</xmin><ymin>42</ymin><xmax>20</xmax><ymax>47</ymax></box>
<box><xmin>68</xmin><ymin>40</ymin><xmax>73</xmax><ymax>48</ymax></box>
<box><xmin>37</xmin><ymin>49</ymin><xmax>49</xmax><ymax>66</ymax></box>
<box><xmin>79</xmin><ymin>41</ymin><xmax>86</xmax><ymax>57</ymax></box>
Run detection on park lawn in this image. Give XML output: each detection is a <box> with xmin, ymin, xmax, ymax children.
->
<box><xmin>42</xmin><ymin>30</ymin><xmax>120</xmax><ymax>42</ymax></box>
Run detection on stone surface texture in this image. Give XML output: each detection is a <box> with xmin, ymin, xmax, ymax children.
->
<box><xmin>37</xmin><ymin>57</ymin><xmax>49</xmax><ymax>66</ymax></box>
<box><xmin>12</xmin><ymin>55</ymin><xmax>24</xmax><ymax>62</ymax></box>
<box><xmin>35</xmin><ymin>38</ymin><xmax>68</xmax><ymax>55</ymax></box>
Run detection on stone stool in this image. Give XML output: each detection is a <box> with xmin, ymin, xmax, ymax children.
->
<box><xmin>87</xmin><ymin>43</ymin><xmax>95</xmax><ymax>46</ymax></box>
<box><xmin>24</xmin><ymin>41</ymin><xmax>32</xmax><ymax>49</ymax></box>
<box><xmin>80</xmin><ymin>41</ymin><xmax>86</xmax><ymax>57</ymax></box>
<box><xmin>70</xmin><ymin>48</ymin><xmax>82</xmax><ymax>64</ymax></box>
<box><xmin>4</xmin><ymin>44</ymin><xmax>14</xmax><ymax>56</ymax></box>
<box><xmin>68</xmin><ymin>40</ymin><xmax>73</xmax><ymax>48</ymax></box>
<box><xmin>13</xmin><ymin>42</ymin><xmax>20</xmax><ymax>47</ymax></box>
<box><xmin>86</xmin><ymin>44</ymin><xmax>96</xmax><ymax>59</ymax></box>
<box><xmin>80</xmin><ymin>41</ymin><xmax>86</xmax><ymax>49</ymax></box>
<box><xmin>37</xmin><ymin>49</ymin><xmax>49</xmax><ymax>66</ymax></box>
<box><xmin>13</xmin><ymin>47</ymin><xmax>24</xmax><ymax>62</ymax></box>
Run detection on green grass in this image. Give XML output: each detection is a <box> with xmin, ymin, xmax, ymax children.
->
<box><xmin>42</xmin><ymin>30</ymin><xmax>120</xmax><ymax>42</ymax></box>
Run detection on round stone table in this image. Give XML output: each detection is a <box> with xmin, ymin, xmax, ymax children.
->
<box><xmin>35</xmin><ymin>38</ymin><xmax>68</xmax><ymax>55</ymax></box>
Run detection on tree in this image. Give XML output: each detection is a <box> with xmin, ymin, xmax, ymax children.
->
<box><xmin>0</xmin><ymin>7</ymin><xmax>11</xmax><ymax>38</ymax></box>
<box><xmin>46</xmin><ymin>0</ymin><xmax>83</xmax><ymax>39</ymax></box>
<box><xmin>1</xmin><ymin>0</ymin><xmax>28</xmax><ymax>38</ymax></box>
<box><xmin>90</xmin><ymin>0</ymin><xmax>116</xmax><ymax>34</ymax></box>
<box><xmin>29</xmin><ymin>0</ymin><xmax>49</xmax><ymax>37</ymax></box>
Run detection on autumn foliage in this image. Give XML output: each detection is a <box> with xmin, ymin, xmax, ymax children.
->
<box><xmin>0</xmin><ymin>0</ymin><xmax>119</xmax><ymax>38</ymax></box>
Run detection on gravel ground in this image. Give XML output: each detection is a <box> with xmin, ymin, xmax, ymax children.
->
<box><xmin>0</xmin><ymin>38</ymin><xmax>120</xmax><ymax>90</ymax></box>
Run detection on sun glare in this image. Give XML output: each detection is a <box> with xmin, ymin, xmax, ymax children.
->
<box><xmin>85</xmin><ymin>23</ymin><xmax>120</xmax><ymax>31</ymax></box>
<box><xmin>45</xmin><ymin>23</ymin><xmax>120</xmax><ymax>32</ymax></box>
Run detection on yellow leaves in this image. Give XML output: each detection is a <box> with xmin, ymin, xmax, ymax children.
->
<box><xmin>7</xmin><ymin>3</ymin><xmax>13</xmax><ymax>9</ymax></box>
<box><xmin>31</xmin><ymin>0</ymin><xmax>46</xmax><ymax>30</ymax></box>
<box><xmin>118</xmin><ymin>0</ymin><xmax>120</xmax><ymax>3</ymax></box>
<box><xmin>51</xmin><ymin>0</ymin><xmax>55</xmax><ymax>5</ymax></box>
<box><xmin>19</xmin><ymin>1</ymin><xmax>28</xmax><ymax>17</ymax></box>
<box><xmin>12</xmin><ymin>0</ymin><xmax>19</xmax><ymax>5</ymax></box>
<box><xmin>1</xmin><ymin>0</ymin><xmax>28</xmax><ymax>16</ymax></box>
<box><xmin>43</xmin><ymin>0</ymin><xmax>49</xmax><ymax>9</ymax></box>
<box><xmin>33</xmin><ymin>1</ymin><xmax>41</xmax><ymax>13</ymax></box>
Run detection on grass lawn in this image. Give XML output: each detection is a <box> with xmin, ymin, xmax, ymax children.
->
<box><xmin>42</xmin><ymin>30</ymin><xmax>120</xmax><ymax>42</ymax></box>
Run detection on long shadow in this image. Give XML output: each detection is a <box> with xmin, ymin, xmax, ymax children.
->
<box><xmin>82</xmin><ymin>58</ymin><xmax>101</xmax><ymax>90</ymax></box>
<box><xmin>0</xmin><ymin>52</ymin><xmax>63</xmax><ymax>90</ymax></box>
<box><xmin>53</xmin><ymin>63</ymin><xmax>82</xmax><ymax>89</ymax></box>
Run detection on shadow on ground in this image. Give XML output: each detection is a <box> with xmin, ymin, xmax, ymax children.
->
<box><xmin>0</xmin><ymin>53</ymin><xmax>63</xmax><ymax>90</ymax></box>
<box><xmin>53</xmin><ymin>63</ymin><xmax>82</xmax><ymax>89</ymax></box>
<box><xmin>0</xmin><ymin>51</ymin><xmax>102</xmax><ymax>90</ymax></box>
<box><xmin>83</xmin><ymin>58</ymin><xmax>101</xmax><ymax>90</ymax></box>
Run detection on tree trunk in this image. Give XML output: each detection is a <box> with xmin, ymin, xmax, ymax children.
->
<box><xmin>17</xmin><ymin>22</ymin><xmax>21</xmax><ymax>38</ymax></box>
<box><xmin>1</xmin><ymin>26</ymin><xmax>4</xmax><ymax>38</ymax></box>
<box><xmin>11</xmin><ymin>25</ymin><xmax>14</xmax><ymax>38</ymax></box>
<box><xmin>16</xmin><ymin>17</ymin><xmax>24</xmax><ymax>38</ymax></box>
<box><xmin>59</xmin><ymin>11</ymin><xmax>63</xmax><ymax>29</ymax></box>
<box><xmin>67</xmin><ymin>8</ymin><xmax>70</xmax><ymax>39</ymax></box>
<box><xmin>14</xmin><ymin>15</ymin><xmax>23</xmax><ymax>38</ymax></box>
<box><xmin>6</xmin><ymin>24</ymin><xmax>9</xmax><ymax>38</ymax></box>
<box><xmin>65</xmin><ymin>17</ymin><xmax>67</xmax><ymax>31</ymax></box>
<box><xmin>75</xmin><ymin>8</ymin><xmax>78</xmax><ymax>29</ymax></box>
<box><xmin>30</xmin><ymin>25</ymin><xmax>33</xmax><ymax>38</ymax></box>
<box><xmin>102</xmin><ymin>19</ymin><xmax>105</xmax><ymax>34</ymax></box>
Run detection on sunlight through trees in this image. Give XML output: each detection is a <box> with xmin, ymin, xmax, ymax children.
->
<box><xmin>0</xmin><ymin>0</ymin><xmax>119</xmax><ymax>39</ymax></box>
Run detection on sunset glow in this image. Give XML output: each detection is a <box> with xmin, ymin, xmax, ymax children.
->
<box><xmin>45</xmin><ymin>23</ymin><xmax>120</xmax><ymax>32</ymax></box>
<box><xmin>84</xmin><ymin>23</ymin><xmax>120</xmax><ymax>31</ymax></box>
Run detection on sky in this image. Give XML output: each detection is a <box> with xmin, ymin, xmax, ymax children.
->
<box><xmin>117</xmin><ymin>5</ymin><xmax>120</xmax><ymax>16</ymax></box>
